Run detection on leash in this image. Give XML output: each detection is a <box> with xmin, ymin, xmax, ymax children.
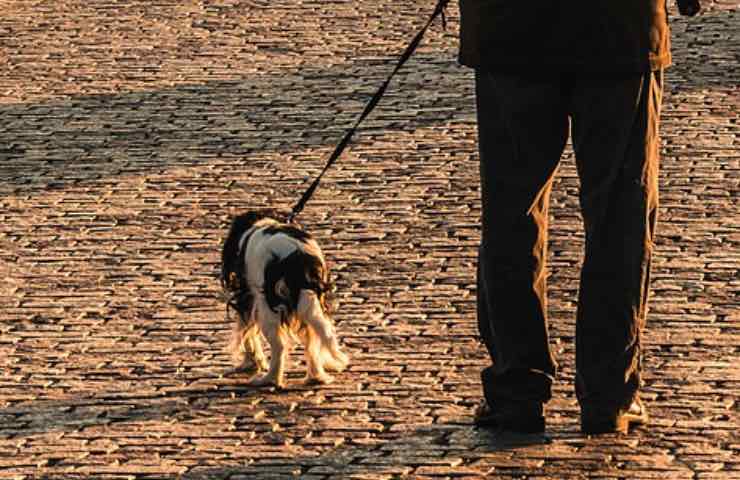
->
<box><xmin>287</xmin><ymin>0</ymin><xmax>450</xmax><ymax>223</ymax></box>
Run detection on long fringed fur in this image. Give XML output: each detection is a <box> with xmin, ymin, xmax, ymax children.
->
<box><xmin>228</xmin><ymin>318</ymin><xmax>268</xmax><ymax>372</ymax></box>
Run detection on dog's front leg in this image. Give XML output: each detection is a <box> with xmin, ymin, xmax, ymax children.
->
<box><xmin>247</xmin><ymin>304</ymin><xmax>288</xmax><ymax>388</ymax></box>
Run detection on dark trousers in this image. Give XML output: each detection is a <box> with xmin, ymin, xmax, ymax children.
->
<box><xmin>475</xmin><ymin>70</ymin><xmax>663</xmax><ymax>410</ymax></box>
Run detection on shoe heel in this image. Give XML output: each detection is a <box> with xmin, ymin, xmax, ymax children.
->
<box><xmin>613</xmin><ymin>416</ymin><xmax>629</xmax><ymax>434</ymax></box>
<box><xmin>581</xmin><ymin>416</ymin><xmax>629</xmax><ymax>435</ymax></box>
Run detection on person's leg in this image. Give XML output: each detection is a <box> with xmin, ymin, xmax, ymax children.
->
<box><xmin>570</xmin><ymin>70</ymin><xmax>663</xmax><ymax>431</ymax></box>
<box><xmin>475</xmin><ymin>70</ymin><xmax>568</xmax><ymax>414</ymax></box>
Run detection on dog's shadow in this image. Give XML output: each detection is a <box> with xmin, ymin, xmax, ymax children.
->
<box><xmin>0</xmin><ymin>372</ymin><xmax>290</xmax><ymax>441</ymax></box>
<box><xmin>6</xmin><ymin>359</ymin><xmax>630</xmax><ymax>480</ymax></box>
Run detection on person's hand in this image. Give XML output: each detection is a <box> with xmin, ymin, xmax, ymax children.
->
<box><xmin>677</xmin><ymin>0</ymin><xmax>701</xmax><ymax>16</ymax></box>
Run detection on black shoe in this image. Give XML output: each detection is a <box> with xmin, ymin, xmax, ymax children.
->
<box><xmin>474</xmin><ymin>400</ymin><xmax>545</xmax><ymax>434</ymax></box>
<box><xmin>581</xmin><ymin>397</ymin><xmax>648</xmax><ymax>435</ymax></box>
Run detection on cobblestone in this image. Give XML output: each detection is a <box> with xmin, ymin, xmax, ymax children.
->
<box><xmin>0</xmin><ymin>1</ymin><xmax>738</xmax><ymax>479</ymax></box>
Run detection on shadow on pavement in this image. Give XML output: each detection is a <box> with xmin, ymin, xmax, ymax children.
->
<box><xmin>1</xmin><ymin>377</ymin><xmax>551</xmax><ymax>478</ymax></box>
<box><xmin>0</xmin><ymin>9</ymin><xmax>737</xmax><ymax>195</ymax></box>
<box><xmin>0</xmin><ymin>55</ymin><xmax>472</xmax><ymax>196</ymax></box>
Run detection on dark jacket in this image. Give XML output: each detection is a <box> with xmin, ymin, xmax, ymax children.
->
<box><xmin>458</xmin><ymin>0</ymin><xmax>671</xmax><ymax>72</ymax></box>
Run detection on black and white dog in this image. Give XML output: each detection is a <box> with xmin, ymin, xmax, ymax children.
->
<box><xmin>221</xmin><ymin>212</ymin><xmax>348</xmax><ymax>388</ymax></box>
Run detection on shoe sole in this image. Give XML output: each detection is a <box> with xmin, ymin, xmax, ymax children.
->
<box><xmin>475</xmin><ymin>415</ymin><xmax>545</xmax><ymax>434</ymax></box>
<box><xmin>581</xmin><ymin>411</ymin><xmax>648</xmax><ymax>435</ymax></box>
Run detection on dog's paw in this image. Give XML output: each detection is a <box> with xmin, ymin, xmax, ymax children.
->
<box><xmin>231</xmin><ymin>360</ymin><xmax>262</xmax><ymax>375</ymax></box>
<box><xmin>304</xmin><ymin>373</ymin><xmax>334</xmax><ymax>386</ymax></box>
<box><xmin>223</xmin><ymin>367</ymin><xmax>250</xmax><ymax>378</ymax></box>
<box><xmin>255</xmin><ymin>358</ymin><xmax>269</xmax><ymax>372</ymax></box>
<box><xmin>247</xmin><ymin>374</ymin><xmax>285</xmax><ymax>389</ymax></box>
<box><xmin>324</xmin><ymin>352</ymin><xmax>349</xmax><ymax>373</ymax></box>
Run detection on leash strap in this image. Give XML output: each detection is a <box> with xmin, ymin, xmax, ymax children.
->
<box><xmin>288</xmin><ymin>0</ymin><xmax>450</xmax><ymax>223</ymax></box>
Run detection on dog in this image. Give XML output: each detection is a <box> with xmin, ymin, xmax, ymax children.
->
<box><xmin>220</xmin><ymin>211</ymin><xmax>349</xmax><ymax>388</ymax></box>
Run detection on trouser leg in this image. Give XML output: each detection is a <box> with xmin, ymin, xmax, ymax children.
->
<box><xmin>571</xmin><ymin>70</ymin><xmax>663</xmax><ymax>410</ymax></box>
<box><xmin>475</xmin><ymin>70</ymin><xmax>567</xmax><ymax>405</ymax></box>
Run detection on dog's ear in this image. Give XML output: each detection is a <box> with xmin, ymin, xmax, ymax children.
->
<box><xmin>231</xmin><ymin>212</ymin><xmax>261</xmax><ymax>231</ymax></box>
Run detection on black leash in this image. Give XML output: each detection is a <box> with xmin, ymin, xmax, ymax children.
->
<box><xmin>287</xmin><ymin>0</ymin><xmax>450</xmax><ymax>223</ymax></box>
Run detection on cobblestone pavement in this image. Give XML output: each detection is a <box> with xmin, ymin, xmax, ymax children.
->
<box><xmin>1</xmin><ymin>1</ymin><xmax>738</xmax><ymax>479</ymax></box>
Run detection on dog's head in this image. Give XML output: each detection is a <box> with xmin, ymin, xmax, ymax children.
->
<box><xmin>221</xmin><ymin>213</ymin><xmax>255</xmax><ymax>289</ymax></box>
<box><xmin>221</xmin><ymin>211</ymin><xmax>282</xmax><ymax>287</ymax></box>
<box><xmin>220</xmin><ymin>210</ymin><xmax>281</xmax><ymax>321</ymax></box>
